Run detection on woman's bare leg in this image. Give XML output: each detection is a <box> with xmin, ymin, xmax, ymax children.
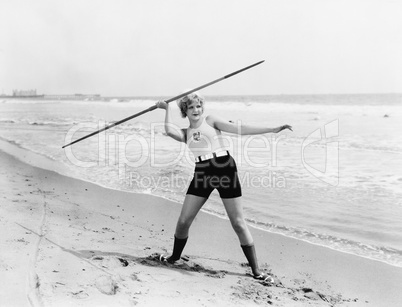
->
<box><xmin>222</xmin><ymin>197</ymin><xmax>262</xmax><ymax>276</ymax></box>
<box><xmin>221</xmin><ymin>197</ymin><xmax>253</xmax><ymax>245</ymax></box>
<box><xmin>166</xmin><ymin>194</ymin><xmax>207</xmax><ymax>263</ymax></box>
<box><xmin>175</xmin><ymin>194</ymin><xmax>208</xmax><ymax>238</ymax></box>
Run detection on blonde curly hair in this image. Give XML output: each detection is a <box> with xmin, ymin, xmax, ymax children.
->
<box><xmin>176</xmin><ymin>91</ymin><xmax>205</xmax><ymax>118</ymax></box>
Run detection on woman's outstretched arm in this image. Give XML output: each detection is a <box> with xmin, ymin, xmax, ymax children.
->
<box><xmin>156</xmin><ymin>101</ymin><xmax>186</xmax><ymax>142</ymax></box>
<box><xmin>206</xmin><ymin>115</ymin><xmax>292</xmax><ymax>135</ymax></box>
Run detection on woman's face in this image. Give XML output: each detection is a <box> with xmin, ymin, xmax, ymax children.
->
<box><xmin>186</xmin><ymin>100</ymin><xmax>203</xmax><ymax>120</ymax></box>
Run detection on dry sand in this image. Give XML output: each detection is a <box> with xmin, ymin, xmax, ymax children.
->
<box><xmin>1</xmin><ymin>148</ymin><xmax>402</xmax><ymax>306</ymax></box>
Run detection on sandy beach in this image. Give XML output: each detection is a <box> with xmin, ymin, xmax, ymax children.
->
<box><xmin>1</xmin><ymin>147</ymin><xmax>402</xmax><ymax>307</ymax></box>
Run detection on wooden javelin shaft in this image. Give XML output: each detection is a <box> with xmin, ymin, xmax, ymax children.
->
<box><xmin>62</xmin><ymin>60</ymin><xmax>264</xmax><ymax>148</ymax></box>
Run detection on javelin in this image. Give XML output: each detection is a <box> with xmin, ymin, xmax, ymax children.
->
<box><xmin>62</xmin><ymin>60</ymin><xmax>265</xmax><ymax>148</ymax></box>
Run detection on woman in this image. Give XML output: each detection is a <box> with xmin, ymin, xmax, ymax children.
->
<box><xmin>155</xmin><ymin>92</ymin><xmax>292</xmax><ymax>283</ymax></box>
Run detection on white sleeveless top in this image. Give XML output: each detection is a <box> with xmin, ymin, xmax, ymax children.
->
<box><xmin>186</xmin><ymin>117</ymin><xmax>228</xmax><ymax>158</ymax></box>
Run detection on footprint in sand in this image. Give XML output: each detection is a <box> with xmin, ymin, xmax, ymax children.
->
<box><xmin>231</xmin><ymin>278</ymin><xmax>274</xmax><ymax>304</ymax></box>
<box><xmin>91</xmin><ymin>256</ymin><xmax>129</xmax><ymax>269</ymax></box>
<box><xmin>70</xmin><ymin>290</ymin><xmax>89</xmax><ymax>299</ymax></box>
<box><xmin>95</xmin><ymin>275</ymin><xmax>118</xmax><ymax>295</ymax></box>
<box><xmin>299</xmin><ymin>287</ymin><xmax>329</xmax><ymax>302</ymax></box>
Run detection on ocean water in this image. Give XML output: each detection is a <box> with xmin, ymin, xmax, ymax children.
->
<box><xmin>1</xmin><ymin>94</ymin><xmax>402</xmax><ymax>267</ymax></box>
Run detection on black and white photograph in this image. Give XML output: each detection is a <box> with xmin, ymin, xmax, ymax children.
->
<box><xmin>1</xmin><ymin>1</ymin><xmax>401</xmax><ymax>306</ymax></box>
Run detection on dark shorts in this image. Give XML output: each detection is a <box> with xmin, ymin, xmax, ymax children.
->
<box><xmin>186</xmin><ymin>154</ymin><xmax>242</xmax><ymax>199</ymax></box>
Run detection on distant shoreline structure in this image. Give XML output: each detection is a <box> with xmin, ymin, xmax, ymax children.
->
<box><xmin>1</xmin><ymin>92</ymin><xmax>400</xmax><ymax>105</ymax></box>
<box><xmin>0</xmin><ymin>89</ymin><xmax>44</xmax><ymax>98</ymax></box>
<box><xmin>43</xmin><ymin>93</ymin><xmax>101</xmax><ymax>100</ymax></box>
<box><xmin>0</xmin><ymin>90</ymin><xmax>101</xmax><ymax>100</ymax></box>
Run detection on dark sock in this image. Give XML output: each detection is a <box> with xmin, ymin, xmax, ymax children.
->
<box><xmin>167</xmin><ymin>236</ymin><xmax>188</xmax><ymax>263</ymax></box>
<box><xmin>241</xmin><ymin>243</ymin><xmax>260</xmax><ymax>276</ymax></box>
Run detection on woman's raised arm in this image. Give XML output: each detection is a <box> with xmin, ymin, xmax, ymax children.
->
<box><xmin>206</xmin><ymin>115</ymin><xmax>292</xmax><ymax>135</ymax></box>
<box><xmin>156</xmin><ymin>101</ymin><xmax>186</xmax><ymax>143</ymax></box>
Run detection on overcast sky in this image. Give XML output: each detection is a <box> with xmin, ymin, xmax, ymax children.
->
<box><xmin>1</xmin><ymin>0</ymin><xmax>401</xmax><ymax>96</ymax></box>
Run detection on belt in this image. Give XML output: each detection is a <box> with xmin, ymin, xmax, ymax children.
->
<box><xmin>195</xmin><ymin>150</ymin><xmax>229</xmax><ymax>163</ymax></box>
